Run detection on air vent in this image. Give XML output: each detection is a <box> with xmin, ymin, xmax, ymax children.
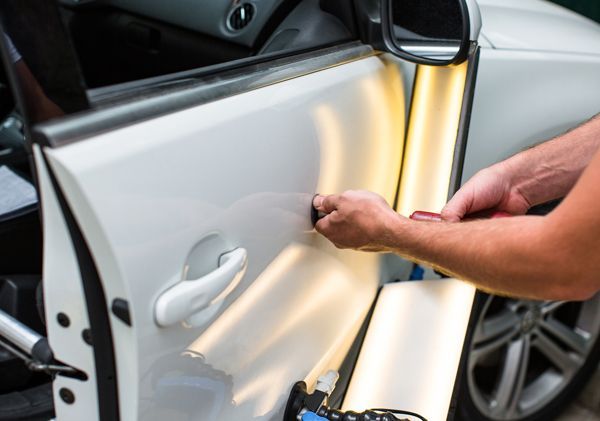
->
<box><xmin>228</xmin><ymin>3</ymin><xmax>255</xmax><ymax>31</ymax></box>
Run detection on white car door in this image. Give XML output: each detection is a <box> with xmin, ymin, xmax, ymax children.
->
<box><xmin>2</xmin><ymin>2</ymin><xmax>410</xmax><ymax>420</ymax></box>
<box><xmin>42</xmin><ymin>54</ymin><xmax>406</xmax><ymax>421</ymax></box>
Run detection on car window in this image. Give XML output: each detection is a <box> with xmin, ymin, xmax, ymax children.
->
<box><xmin>1</xmin><ymin>1</ymin><xmax>89</xmax><ymax>125</ymax></box>
<box><xmin>1</xmin><ymin>0</ymin><xmax>356</xmax><ymax>126</ymax></box>
<box><xmin>60</xmin><ymin>0</ymin><xmax>356</xmax><ymax>89</ymax></box>
<box><xmin>547</xmin><ymin>0</ymin><xmax>600</xmax><ymax>23</ymax></box>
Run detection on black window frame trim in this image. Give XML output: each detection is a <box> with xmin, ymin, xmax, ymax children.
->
<box><xmin>87</xmin><ymin>39</ymin><xmax>362</xmax><ymax>104</ymax></box>
<box><xmin>34</xmin><ymin>41</ymin><xmax>376</xmax><ymax>148</ymax></box>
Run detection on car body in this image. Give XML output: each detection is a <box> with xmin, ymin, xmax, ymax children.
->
<box><xmin>0</xmin><ymin>1</ymin><xmax>598</xmax><ymax>421</ymax></box>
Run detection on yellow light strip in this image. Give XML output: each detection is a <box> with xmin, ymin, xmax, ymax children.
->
<box><xmin>341</xmin><ymin>280</ymin><xmax>476</xmax><ymax>420</ymax></box>
<box><xmin>396</xmin><ymin>62</ymin><xmax>468</xmax><ymax>216</ymax></box>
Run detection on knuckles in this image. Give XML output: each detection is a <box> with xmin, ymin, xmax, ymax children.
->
<box><xmin>315</xmin><ymin>190</ymin><xmax>390</xmax><ymax>250</ymax></box>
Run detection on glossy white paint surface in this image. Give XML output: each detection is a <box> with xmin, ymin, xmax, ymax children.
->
<box><xmin>33</xmin><ymin>146</ymin><xmax>99</xmax><ymax>421</ymax></box>
<box><xmin>463</xmin><ymin>48</ymin><xmax>600</xmax><ymax>181</ymax></box>
<box><xmin>478</xmin><ymin>0</ymin><xmax>600</xmax><ymax>55</ymax></box>
<box><xmin>45</xmin><ymin>56</ymin><xmax>406</xmax><ymax>420</ymax></box>
<box><xmin>466</xmin><ymin>0</ymin><xmax>482</xmax><ymax>41</ymax></box>
<box><xmin>343</xmin><ymin>279</ymin><xmax>476</xmax><ymax>421</ymax></box>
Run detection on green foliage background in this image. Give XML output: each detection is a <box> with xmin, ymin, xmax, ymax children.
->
<box><xmin>548</xmin><ymin>0</ymin><xmax>600</xmax><ymax>23</ymax></box>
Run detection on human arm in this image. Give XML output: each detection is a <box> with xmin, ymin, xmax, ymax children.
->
<box><xmin>3</xmin><ymin>33</ymin><xmax>63</xmax><ymax>122</ymax></box>
<box><xmin>441</xmin><ymin>114</ymin><xmax>600</xmax><ymax>221</ymax></box>
<box><xmin>14</xmin><ymin>60</ymin><xmax>63</xmax><ymax>122</ymax></box>
<box><xmin>313</xmin><ymin>147</ymin><xmax>600</xmax><ymax>301</ymax></box>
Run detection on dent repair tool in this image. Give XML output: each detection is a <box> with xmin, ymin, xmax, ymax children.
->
<box><xmin>311</xmin><ymin>194</ymin><xmax>327</xmax><ymax>226</ymax></box>
<box><xmin>285</xmin><ymin>370</ymin><xmax>427</xmax><ymax>421</ymax></box>
<box><xmin>410</xmin><ymin>210</ymin><xmax>511</xmax><ymax>222</ymax></box>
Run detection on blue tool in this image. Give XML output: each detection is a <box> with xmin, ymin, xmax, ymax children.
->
<box><xmin>302</xmin><ymin>411</ymin><xmax>328</xmax><ymax>421</ymax></box>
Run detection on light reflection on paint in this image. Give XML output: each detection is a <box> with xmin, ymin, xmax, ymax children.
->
<box><xmin>185</xmin><ymin>244</ymin><xmax>372</xmax><ymax>416</ymax></box>
<box><xmin>231</xmin><ymin>366</ymin><xmax>283</xmax><ymax>416</ymax></box>
<box><xmin>312</xmin><ymin>60</ymin><xmax>405</xmax><ymax>205</ymax></box>
<box><xmin>313</xmin><ymin>104</ymin><xmax>344</xmax><ymax>194</ymax></box>
<box><xmin>358</xmin><ymin>60</ymin><xmax>406</xmax><ymax>196</ymax></box>
<box><xmin>187</xmin><ymin>245</ymin><xmax>303</xmax><ymax>352</ymax></box>
<box><xmin>396</xmin><ymin>63</ymin><xmax>468</xmax><ymax>216</ymax></box>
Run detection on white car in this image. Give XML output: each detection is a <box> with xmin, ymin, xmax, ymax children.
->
<box><xmin>0</xmin><ymin>0</ymin><xmax>598</xmax><ymax>420</ymax></box>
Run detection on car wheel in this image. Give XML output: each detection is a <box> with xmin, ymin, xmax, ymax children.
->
<box><xmin>457</xmin><ymin>292</ymin><xmax>600</xmax><ymax>420</ymax></box>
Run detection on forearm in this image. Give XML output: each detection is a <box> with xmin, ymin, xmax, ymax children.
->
<box><xmin>14</xmin><ymin>61</ymin><xmax>63</xmax><ymax>123</ymax></box>
<box><xmin>502</xmin><ymin>114</ymin><xmax>600</xmax><ymax>206</ymax></box>
<box><xmin>385</xmin><ymin>215</ymin><xmax>590</xmax><ymax>300</ymax></box>
<box><xmin>394</xmin><ymin>146</ymin><xmax>600</xmax><ymax>300</ymax></box>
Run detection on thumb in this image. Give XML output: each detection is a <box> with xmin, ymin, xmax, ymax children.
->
<box><xmin>441</xmin><ymin>191</ymin><xmax>471</xmax><ymax>222</ymax></box>
<box><xmin>440</xmin><ymin>207</ymin><xmax>462</xmax><ymax>222</ymax></box>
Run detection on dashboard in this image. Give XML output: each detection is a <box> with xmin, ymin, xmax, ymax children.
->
<box><xmin>63</xmin><ymin>0</ymin><xmax>287</xmax><ymax>47</ymax></box>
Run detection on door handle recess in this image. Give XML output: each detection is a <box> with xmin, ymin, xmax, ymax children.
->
<box><xmin>155</xmin><ymin>248</ymin><xmax>247</xmax><ymax>327</ymax></box>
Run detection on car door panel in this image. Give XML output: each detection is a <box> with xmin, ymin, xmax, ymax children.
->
<box><xmin>463</xmin><ymin>48</ymin><xmax>600</xmax><ymax>181</ymax></box>
<box><xmin>33</xmin><ymin>146</ymin><xmax>101</xmax><ymax>421</ymax></box>
<box><xmin>40</xmin><ymin>55</ymin><xmax>407</xmax><ymax>420</ymax></box>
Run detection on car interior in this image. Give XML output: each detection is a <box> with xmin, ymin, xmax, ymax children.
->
<box><xmin>60</xmin><ymin>0</ymin><xmax>357</xmax><ymax>88</ymax></box>
<box><xmin>0</xmin><ymin>1</ymin><xmax>360</xmax><ymax>419</ymax></box>
<box><xmin>0</xmin><ymin>69</ymin><xmax>48</xmax><ymax>420</ymax></box>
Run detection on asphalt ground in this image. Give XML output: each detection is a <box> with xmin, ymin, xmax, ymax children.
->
<box><xmin>556</xmin><ymin>365</ymin><xmax>600</xmax><ymax>420</ymax></box>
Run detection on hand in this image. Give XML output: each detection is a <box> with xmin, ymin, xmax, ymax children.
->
<box><xmin>441</xmin><ymin>163</ymin><xmax>531</xmax><ymax>222</ymax></box>
<box><xmin>312</xmin><ymin>190</ymin><xmax>400</xmax><ymax>251</ymax></box>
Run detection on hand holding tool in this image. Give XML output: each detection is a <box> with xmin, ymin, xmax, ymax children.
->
<box><xmin>409</xmin><ymin>210</ymin><xmax>512</xmax><ymax>222</ymax></box>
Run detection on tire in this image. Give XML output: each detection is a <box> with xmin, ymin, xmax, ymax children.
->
<box><xmin>456</xmin><ymin>292</ymin><xmax>600</xmax><ymax>421</ymax></box>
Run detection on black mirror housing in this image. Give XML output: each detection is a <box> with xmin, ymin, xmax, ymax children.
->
<box><xmin>354</xmin><ymin>0</ymin><xmax>481</xmax><ymax>66</ymax></box>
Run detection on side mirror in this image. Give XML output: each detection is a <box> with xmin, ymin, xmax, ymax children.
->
<box><xmin>380</xmin><ymin>0</ymin><xmax>481</xmax><ymax>65</ymax></box>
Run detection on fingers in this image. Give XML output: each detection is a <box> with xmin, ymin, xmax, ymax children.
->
<box><xmin>313</xmin><ymin>194</ymin><xmax>340</xmax><ymax>214</ymax></box>
<box><xmin>314</xmin><ymin>212</ymin><xmax>334</xmax><ymax>237</ymax></box>
<box><xmin>314</xmin><ymin>213</ymin><xmax>347</xmax><ymax>249</ymax></box>
<box><xmin>312</xmin><ymin>194</ymin><xmax>324</xmax><ymax>209</ymax></box>
<box><xmin>441</xmin><ymin>186</ymin><xmax>474</xmax><ymax>222</ymax></box>
<box><xmin>314</xmin><ymin>216</ymin><xmax>329</xmax><ymax>234</ymax></box>
<box><xmin>441</xmin><ymin>199</ymin><xmax>466</xmax><ymax>222</ymax></box>
<box><xmin>440</xmin><ymin>203</ymin><xmax>464</xmax><ymax>222</ymax></box>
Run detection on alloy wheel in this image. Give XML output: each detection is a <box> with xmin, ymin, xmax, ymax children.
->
<box><xmin>466</xmin><ymin>294</ymin><xmax>600</xmax><ymax>420</ymax></box>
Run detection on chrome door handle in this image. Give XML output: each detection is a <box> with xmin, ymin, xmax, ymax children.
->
<box><xmin>154</xmin><ymin>248</ymin><xmax>247</xmax><ymax>327</ymax></box>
